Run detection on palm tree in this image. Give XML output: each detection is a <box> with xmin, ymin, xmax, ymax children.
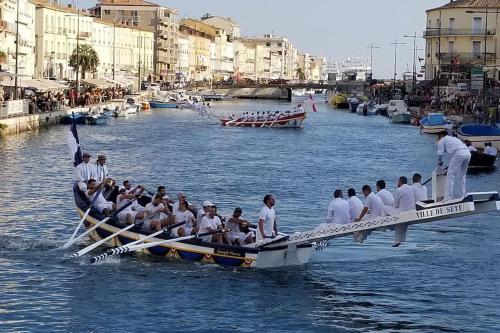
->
<box><xmin>69</xmin><ymin>44</ymin><xmax>99</xmax><ymax>79</ymax></box>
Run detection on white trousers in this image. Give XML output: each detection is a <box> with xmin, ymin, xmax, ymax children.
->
<box><xmin>445</xmin><ymin>149</ymin><xmax>471</xmax><ymax>201</ymax></box>
<box><xmin>383</xmin><ymin>206</ymin><xmax>408</xmax><ymax>245</ymax></box>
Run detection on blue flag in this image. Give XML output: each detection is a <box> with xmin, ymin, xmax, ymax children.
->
<box><xmin>67</xmin><ymin>114</ymin><xmax>83</xmax><ymax>167</ymax></box>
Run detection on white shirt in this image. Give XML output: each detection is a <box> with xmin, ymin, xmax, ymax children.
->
<box><xmin>199</xmin><ymin>215</ymin><xmax>222</xmax><ymax>242</ymax></box>
<box><xmin>484</xmin><ymin>146</ymin><xmax>498</xmax><ymax>156</ymax></box>
<box><xmin>257</xmin><ymin>205</ymin><xmax>276</xmax><ymax>239</ymax></box>
<box><xmin>364</xmin><ymin>192</ymin><xmax>384</xmax><ymax>218</ymax></box>
<box><xmin>174</xmin><ymin>209</ymin><xmax>195</xmax><ymax>228</ymax></box>
<box><xmin>196</xmin><ymin>208</ymin><xmax>208</xmax><ymax>224</ymax></box>
<box><xmin>172</xmin><ymin>200</ymin><xmax>192</xmax><ymax>215</ymax></box>
<box><xmin>75</xmin><ymin>162</ymin><xmax>96</xmax><ymax>182</ymax></box>
<box><xmin>89</xmin><ymin>190</ymin><xmax>109</xmax><ymax>208</ymax></box>
<box><xmin>437</xmin><ymin>136</ymin><xmax>468</xmax><ymax>157</ymax></box>
<box><xmin>95</xmin><ymin>163</ymin><xmax>109</xmax><ymax>182</ymax></box>
<box><xmin>326</xmin><ymin>198</ymin><xmax>350</xmax><ymax>224</ymax></box>
<box><xmin>393</xmin><ymin>184</ymin><xmax>415</xmax><ymax>211</ymax></box>
<box><xmin>376</xmin><ymin>189</ymin><xmax>394</xmax><ymax>206</ymax></box>
<box><xmin>467</xmin><ymin>145</ymin><xmax>477</xmax><ymax>152</ymax></box>
<box><xmin>411</xmin><ymin>183</ymin><xmax>427</xmax><ymax>202</ymax></box>
<box><xmin>347</xmin><ymin>196</ymin><xmax>363</xmax><ymax>222</ymax></box>
<box><xmin>145</xmin><ymin>202</ymin><xmax>165</xmax><ymax>221</ymax></box>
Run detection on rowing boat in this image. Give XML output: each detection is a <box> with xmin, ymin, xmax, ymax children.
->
<box><xmin>72</xmin><ymin>171</ymin><xmax>500</xmax><ymax>268</ymax></box>
<box><xmin>457</xmin><ymin>124</ymin><xmax>500</xmax><ymax>150</ymax></box>
<box><xmin>221</xmin><ymin>112</ymin><xmax>306</xmax><ymax>128</ymax></box>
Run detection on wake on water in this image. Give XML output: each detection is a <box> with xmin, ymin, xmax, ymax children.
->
<box><xmin>0</xmin><ymin>233</ymin><xmax>62</xmax><ymax>252</ymax></box>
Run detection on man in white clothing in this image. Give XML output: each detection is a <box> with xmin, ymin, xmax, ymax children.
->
<box><xmin>384</xmin><ymin>176</ymin><xmax>416</xmax><ymax>247</ymax></box>
<box><xmin>95</xmin><ymin>154</ymin><xmax>110</xmax><ymax>182</ymax></box>
<box><xmin>257</xmin><ymin>194</ymin><xmax>278</xmax><ymax>241</ymax></box>
<box><xmin>464</xmin><ymin>140</ymin><xmax>477</xmax><ymax>152</ymax></box>
<box><xmin>86</xmin><ymin>178</ymin><xmax>116</xmax><ymax>216</ymax></box>
<box><xmin>347</xmin><ymin>188</ymin><xmax>363</xmax><ymax>223</ymax></box>
<box><xmin>437</xmin><ymin>132</ymin><xmax>471</xmax><ymax>201</ymax></box>
<box><xmin>484</xmin><ymin>142</ymin><xmax>498</xmax><ymax>156</ymax></box>
<box><xmin>376</xmin><ymin>180</ymin><xmax>394</xmax><ymax>214</ymax></box>
<box><xmin>411</xmin><ymin>173</ymin><xmax>427</xmax><ymax>202</ymax></box>
<box><xmin>325</xmin><ymin>189</ymin><xmax>350</xmax><ymax>224</ymax></box>
<box><xmin>144</xmin><ymin>194</ymin><xmax>173</xmax><ymax>233</ymax></box>
<box><xmin>354</xmin><ymin>185</ymin><xmax>384</xmax><ymax>243</ymax></box>
<box><xmin>75</xmin><ymin>152</ymin><xmax>97</xmax><ymax>191</ymax></box>
<box><xmin>198</xmin><ymin>206</ymin><xmax>225</xmax><ymax>244</ymax></box>
<box><xmin>196</xmin><ymin>200</ymin><xmax>213</xmax><ymax>225</ymax></box>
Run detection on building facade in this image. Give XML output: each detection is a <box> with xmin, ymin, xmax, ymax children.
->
<box><xmin>179</xmin><ymin>18</ymin><xmax>214</xmax><ymax>83</ymax></box>
<box><xmin>91</xmin><ymin>0</ymin><xmax>178</xmax><ymax>82</ymax></box>
<box><xmin>31</xmin><ymin>0</ymin><xmax>153</xmax><ymax>81</ymax></box>
<box><xmin>0</xmin><ymin>0</ymin><xmax>36</xmax><ymax>78</ymax></box>
<box><xmin>424</xmin><ymin>0</ymin><xmax>500</xmax><ymax>82</ymax></box>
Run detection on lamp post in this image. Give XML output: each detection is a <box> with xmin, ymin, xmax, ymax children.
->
<box><xmin>404</xmin><ymin>33</ymin><xmax>418</xmax><ymax>91</ymax></box>
<box><xmin>390</xmin><ymin>39</ymin><xmax>406</xmax><ymax>94</ymax></box>
<box><xmin>366</xmin><ymin>43</ymin><xmax>380</xmax><ymax>84</ymax></box>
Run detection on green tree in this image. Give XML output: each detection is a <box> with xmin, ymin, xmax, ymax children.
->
<box><xmin>296</xmin><ymin>67</ymin><xmax>305</xmax><ymax>81</ymax></box>
<box><xmin>69</xmin><ymin>44</ymin><xmax>99</xmax><ymax>79</ymax></box>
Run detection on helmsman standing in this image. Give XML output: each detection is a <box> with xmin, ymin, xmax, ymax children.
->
<box><xmin>437</xmin><ymin>132</ymin><xmax>471</xmax><ymax>201</ymax></box>
<box><xmin>75</xmin><ymin>152</ymin><xmax>97</xmax><ymax>191</ymax></box>
<box><xmin>257</xmin><ymin>194</ymin><xmax>278</xmax><ymax>241</ymax></box>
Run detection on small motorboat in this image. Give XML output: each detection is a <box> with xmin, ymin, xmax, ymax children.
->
<box><xmin>61</xmin><ymin>112</ymin><xmax>86</xmax><ymax>124</ymax></box>
<box><xmin>331</xmin><ymin>94</ymin><xmax>349</xmax><ymax>109</ymax></box>
<box><xmin>387</xmin><ymin>100</ymin><xmax>407</xmax><ymax>117</ymax></box>
<box><xmin>469</xmin><ymin>150</ymin><xmax>497</xmax><ymax>170</ymax></box>
<box><xmin>390</xmin><ymin>110</ymin><xmax>412</xmax><ymax>124</ymax></box>
<box><xmin>149</xmin><ymin>98</ymin><xmax>179</xmax><ymax>108</ymax></box>
<box><xmin>457</xmin><ymin>124</ymin><xmax>500</xmax><ymax>150</ymax></box>
<box><xmin>356</xmin><ymin>102</ymin><xmax>377</xmax><ymax>116</ymax></box>
<box><xmin>86</xmin><ymin>114</ymin><xmax>109</xmax><ymax>126</ymax></box>
<box><xmin>420</xmin><ymin>113</ymin><xmax>447</xmax><ymax>134</ymax></box>
<box><xmin>375</xmin><ymin>104</ymin><xmax>388</xmax><ymax>117</ymax></box>
<box><xmin>101</xmin><ymin>108</ymin><xmax>113</xmax><ymax>118</ymax></box>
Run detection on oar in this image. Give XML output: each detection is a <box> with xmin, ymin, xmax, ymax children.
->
<box><xmin>268</xmin><ymin>116</ymin><xmax>280</xmax><ymax>128</ymax></box>
<box><xmin>90</xmin><ymin>221</ymin><xmax>186</xmax><ymax>264</ymax></box>
<box><xmin>259</xmin><ymin>115</ymin><xmax>272</xmax><ymax>128</ymax></box>
<box><xmin>63</xmin><ymin>189</ymin><xmax>103</xmax><ymax>248</ymax></box>
<box><xmin>63</xmin><ymin>200</ymin><xmax>134</xmax><ymax>249</ymax></box>
<box><xmin>116</xmin><ymin>229</ymin><xmax>230</xmax><ymax>255</ymax></box>
<box><xmin>70</xmin><ymin>222</ymin><xmax>139</xmax><ymax>258</ymax></box>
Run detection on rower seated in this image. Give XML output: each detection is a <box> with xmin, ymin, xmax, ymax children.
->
<box><xmin>116</xmin><ymin>187</ymin><xmax>147</xmax><ymax>226</ymax></box>
<box><xmin>144</xmin><ymin>194</ymin><xmax>173</xmax><ymax>233</ymax></box>
<box><xmin>87</xmin><ymin>178</ymin><xmax>116</xmax><ymax>217</ymax></box>
<box><xmin>198</xmin><ymin>205</ymin><xmax>231</xmax><ymax>245</ymax></box>
<box><xmin>226</xmin><ymin>207</ymin><xmax>255</xmax><ymax>246</ymax></box>
<box><xmin>484</xmin><ymin>142</ymin><xmax>497</xmax><ymax>156</ymax></box>
<box><xmin>464</xmin><ymin>140</ymin><xmax>477</xmax><ymax>152</ymax></box>
<box><xmin>172</xmin><ymin>201</ymin><xmax>197</xmax><ymax>237</ymax></box>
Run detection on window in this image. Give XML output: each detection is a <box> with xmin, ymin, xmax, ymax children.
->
<box><xmin>472</xmin><ymin>41</ymin><xmax>481</xmax><ymax>55</ymax></box>
<box><xmin>266</xmin><ymin>42</ymin><xmax>270</xmax><ymax>47</ymax></box>
<box><xmin>473</xmin><ymin>17</ymin><xmax>482</xmax><ymax>33</ymax></box>
<box><xmin>448</xmin><ymin>41</ymin><xmax>454</xmax><ymax>53</ymax></box>
<box><xmin>449</xmin><ymin>18</ymin><xmax>455</xmax><ymax>30</ymax></box>
<box><xmin>277</xmin><ymin>42</ymin><xmax>282</xmax><ymax>47</ymax></box>
<box><xmin>104</xmin><ymin>10</ymin><xmax>110</xmax><ymax>15</ymax></box>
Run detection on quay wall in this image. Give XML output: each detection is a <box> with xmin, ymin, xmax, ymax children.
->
<box><xmin>214</xmin><ymin>87</ymin><xmax>292</xmax><ymax>101</ymax></box>
<box><xmin>0</xmin><ymin>110</ymin><xmax>71</xmax><ymax>137</ymax></box>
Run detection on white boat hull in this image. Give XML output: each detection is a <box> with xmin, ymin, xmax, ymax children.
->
<box><xmin>421</xmin><ymin>125</ymin><xmax>447</xmax><ymax>134</ymax></box>
<box><xmin>456</xmin><ymin>133</ymin><xmax>500</xmax><ymax>150</ymax></box>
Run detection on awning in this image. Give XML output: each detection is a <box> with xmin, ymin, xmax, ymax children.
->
<box><xmin>104</xmin><ymin>77</ymin><xmax>134</xmax><ymax>87</ymax></box>
<box><xmin>81</xmin><ymin>78</ymin><xmax>115</xmax><ymax>88</ymax></box>
<box><xmin>2</xmin><ymin>78</ymin><xmax>67</xmax><ymax>92</ymax></box>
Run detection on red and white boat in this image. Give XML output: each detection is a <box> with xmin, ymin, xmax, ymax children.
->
<box><xmin>221</xmin><ymin>111</ymin><xmax>306</xmax><ymax>128</ymax></box>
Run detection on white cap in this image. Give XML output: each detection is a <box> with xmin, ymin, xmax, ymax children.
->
<box><xmin>202</xmin><ymin>200</ymin><xmax>213</xmax><ymax>207</ymax></box>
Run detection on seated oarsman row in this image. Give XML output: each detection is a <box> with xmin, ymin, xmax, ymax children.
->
<box><xmin>86</xmin><ymin>178</ymin><xmax>116</xmax><ymax>217</ymax></box>
<box><xmin>325</xmin><ymin>173</ymin><xmax>428</xmax><ymax>247</ymax></box>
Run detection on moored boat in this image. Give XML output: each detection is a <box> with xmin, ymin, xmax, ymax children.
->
<box><xmin>61</xmin><ymin>112</ymin><xmax>86</xmax><ymax>124</ymax></box>
<box><xmin>390</xmin><ymin>111</ymin><xmax>412</xmax><ymax>124</ymax></box>
<box><xmin>420</xmin><ymin>113</ymin><xmax>447</xmax><ymax>134</ymax></box>
<box><xmin>149</xmin><ymin>99</ymin><xmax>179</xmax><ymax>109</ymax></box>
<box><xmin>331</xmin><ymin>93</ymin><xmax>349</xmax><ymax>109</ymax></box>
<box><xmin>457</xmin><ymin>124</ymin><xmax>500</xmax><ymax>150</ymax></box>
<box><xmin>356</xmin><ymin>103</ymin><xmax>377</xmax><ymax>115</ymax></box>
<box><xmin>387</xmin><ymin>99</ymin><xmax>407</xmax><ymax>117</ymax></box>
<box><xmin>469</xmin><ymin>150</ymin><xmax>497</xmax><ymax>170</ymax></box>
<box><xmin>86</xmin><ymin>114</ymin><xmax>109</xmax><ymax>125</ymax></box>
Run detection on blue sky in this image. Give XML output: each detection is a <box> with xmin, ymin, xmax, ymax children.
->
<box><xmin>71</xmin><ymin>0</ymin><xmax>446</xmax><ymax>78</ymax></box>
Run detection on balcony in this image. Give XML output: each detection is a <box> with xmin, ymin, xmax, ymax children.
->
<box><xmin>79</xmin><ymin>31</ymin><xmax>91</xmax><ymax>39</ymax></box>
<box><xmin>424</xmin><ymin>28</ymin><xmax>496</xmax><ymax>37</ymax></box>
<box><xmin>438</xmin><ymin>52</ymin><xmax>496</xmax><ymax>62</ymax></box>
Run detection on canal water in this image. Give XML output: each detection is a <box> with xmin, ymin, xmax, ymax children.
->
<box><xmin>0</xmin><ymin>98</ymin><xmax>499</xmax><ymax>332</ymax></box>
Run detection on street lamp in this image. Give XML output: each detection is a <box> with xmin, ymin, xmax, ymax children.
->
<box><xmin>366</xmin><ymin>43</ymin><xmax>380</xmax><ymax>85</ymax></box>
<box><xmin>390</xmin><ymin>39</ymin><xmax>406</xmax><ymax>94</ymax></box>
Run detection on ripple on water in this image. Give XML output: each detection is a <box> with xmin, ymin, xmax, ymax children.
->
<box><xmin>0</xmin><ymin>100</ymin><xmax>499</xmax><ymax>332</ymax></box>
